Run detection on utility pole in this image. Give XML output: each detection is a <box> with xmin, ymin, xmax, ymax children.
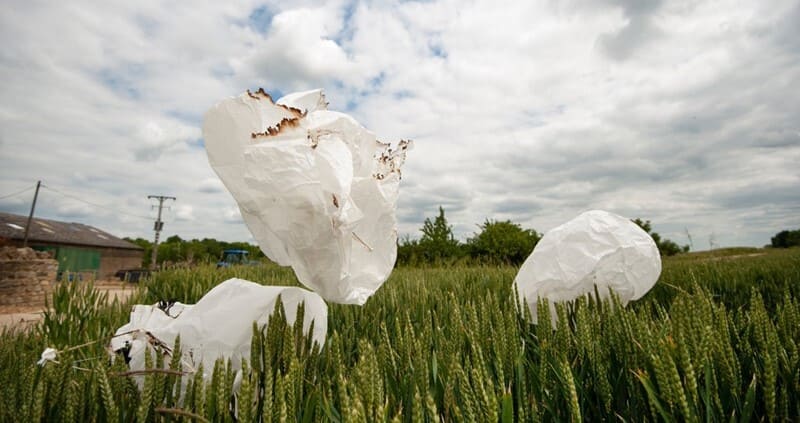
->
<box><xmin>684</xmin><ymin>227</ymin><xmax>694</xmax><ymax>252</ymax></box>
<box><xmin>23</xmin><ymin>180</ymin><xmax>42</xmax><ymax>248</ymax></box>
<box><xmin>148</xmin><ymin>195</ymin><xmax>176</xmax><ymax>269</ymax></box>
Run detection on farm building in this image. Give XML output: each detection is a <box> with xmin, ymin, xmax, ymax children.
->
<box><xmin>0</xmin><ymin>212</ymin><xmax>143</xmax><ymax>280</ymax></box>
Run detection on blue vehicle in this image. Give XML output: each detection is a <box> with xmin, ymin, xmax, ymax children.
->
<box><xmin>216</xmin><ymin>249</ymin><xmax>252</xmax><ymax>268</ymax></box>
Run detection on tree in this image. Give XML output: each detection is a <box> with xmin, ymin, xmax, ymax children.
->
<box><xmin>771</xmin><ymin>229</ymin><xmax>800</xmax><ymax>248</ymax></box>
<box><xmin>467</xmin><ymin>219</ymin><xmax>540</xmax><ymax>265</ymax></box>
<box><xmin>418</xmin><ymin>206</ymin><xmax>462</xmax><ymax>262</ymax></box>
<box><xmin>656</xmin><ymin>238</ymin><xmax>690</xmax><ymax>256</ymax></box>
<box><xmin>632</xmin><ymin>218</ymin><xmax>690</xmax><ymax>256</ymax></box>
<box><xmin>396</xmin><ymin>235</ymin><xmax>423</xmax><ymax>266</ymax></box>
<box><xmin>123</xmin><ymin>236</ymin><xmax>267</xmax><ymax>267</ymax></box>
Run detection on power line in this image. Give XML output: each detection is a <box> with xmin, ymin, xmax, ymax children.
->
<box><xmin>0</xmin><ymin>185</ymin><xmax>34</xmax><ymax>200</ymax></box>
<box><xmin>41</xmin><ymin>183</ymin><xmax>153</xmax><ymax>220</ymax></box>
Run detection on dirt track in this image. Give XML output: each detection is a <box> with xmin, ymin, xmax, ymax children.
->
<box><xmin>0</xmin><ymin>280</ymin><xmax>138</xmax><ymax>331</ymax></box>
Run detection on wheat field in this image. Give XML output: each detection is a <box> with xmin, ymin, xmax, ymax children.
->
<box><xmin>1</xmin><ymin>247</ymin><xmax>799</xmax><ymax>422</ymax></box>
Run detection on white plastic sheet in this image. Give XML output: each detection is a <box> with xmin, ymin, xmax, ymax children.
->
<box><xmin>37</xmin><ymin>348</ymin><xmax>58</xmax><ymax>366</ymax></box>
<box><xmin>203</xmin><ymin>89</ymin><xmax>410</xmax><ymax>305</ymax></box>
<box><xmin>110</xmin><ymin>278</ymin><xmax>327</xmax><ymax>381</ymax></box>
<box><xmin>514</xmin><ymin>210</ymin><xmax>661</xmax><ymax>324</ymax></box>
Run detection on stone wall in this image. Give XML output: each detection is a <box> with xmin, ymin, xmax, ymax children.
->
<box><xmin>0</xmin><ymin>247</ymin><xmax>58</xmax><ymax>308</ymax></box>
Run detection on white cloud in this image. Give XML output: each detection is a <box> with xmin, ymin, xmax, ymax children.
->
<box><xmin>0</xmin><ymin>0</ymin><xmax>798</xmax><ymax>250</ymax></box>
<box><xmin>224</xmin><ymin>206</ymin><xmax>242</xmax><ymax>224</ymax></box>
<box><xmin>55</xmin><ymin>202</ymin><xmax>94</xmax><ymax>219</ymax></box>
<box><xmin>237</xmin><ymin>8</ymin><xmax>348</xmax><ymax>83</ymax></box>
<box><xmin>198</xmin><ymin>178</ymin><xmax>225</xmax><ymax>193</ymax></box>
<box><xmin>133</xmin><ymin>120</ymin><xmax>201</xmax><ymax>161</ymax></box>
<box><xmin>174</xmin><ymin>204</ymin><xmax>195</xmax><ymax>221</ymax></box>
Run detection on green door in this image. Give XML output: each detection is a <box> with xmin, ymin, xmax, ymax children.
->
<box><xmin>54</xmin><ymin>247</ymin><xmax>101</xmax><ymax>274</ymax></box>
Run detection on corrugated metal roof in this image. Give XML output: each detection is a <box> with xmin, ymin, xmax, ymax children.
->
<box><xmin>0</xmin><ymin>212</ymin><xmax>143</xmax><ymax>250</ymax></box>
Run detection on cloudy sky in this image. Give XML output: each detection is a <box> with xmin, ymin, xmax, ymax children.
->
<box><xmin>1</xmin><ymin>0</ymin><xmax>798</xmax><ymax>250</ymax></box>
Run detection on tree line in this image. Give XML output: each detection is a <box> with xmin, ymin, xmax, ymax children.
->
<box><xmin>124</xmin><ymin>235</ymin><xmax>265</xmax><ymax>267</ymax></box>
<box><xmin>127</xmin><ymin>208</ymin><xmax>703</xmax><ymax>268</ymax></box>
<box><xmin>397</xmin><ymin>207</ymin><xmax>692</xmax><ymax>266</ymax></box>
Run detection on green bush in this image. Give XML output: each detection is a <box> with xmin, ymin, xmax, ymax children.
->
<box><xmin>771</xmin><ymin>229</ymin><xmax>800</xmax><ymax>248</ymax></box>
<box><xmin>467</xmin><ymin>219</ymin><xmax>540</xmax><ymax>265</ymax></box>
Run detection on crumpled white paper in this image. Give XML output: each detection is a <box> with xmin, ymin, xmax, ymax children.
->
<box><xmin>514</xmin><ymin>210</ymin><xmax>661</xmax><ymax>324</ymax></box>
<box><xmin>110</xmin><ymin>278</ymin><xmax>327</xmax><ymax>381</ymax></box>
<box><xmin>203</xmin><ymin>89</ymin><xmax>411</xmax><ymax>305</ymax></box>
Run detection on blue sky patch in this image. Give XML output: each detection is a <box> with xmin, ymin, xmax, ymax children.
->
<box><xmin>96</xmin><ymin>67</ymin><xmax>142</xmax><ymax>100</ymax></box>
<box><xmin>429</xmin><ymin>42</ymin><xmax>447</xmax><ymax>59</ymax></box>
<box><xmin>135</xmin><ymin>14</ymin><xmax>159</xmax><ymax>38</ymax></box>
<box><xmin>188</xmin><ymin>138</ymin><xmax>205</xmax><ymax>149</ymax></box>
<box><xmin>270</xmin><ymin>88</ymin><xmax>286</xmax><ymax>100</ymax></box>
<box><xmin>333</xmin><ymin>1</ymin><xmax>358</xmax><ymax>46</ymax></box>
<box><xmin>248</xmin><ymin>6</ymin><xmax>274</xmax><ymax>34</ymax></box>
<box><xmin>393</xmin><ymin>90</ymin><xmax>413</xmax><ymax>100</ymax></box>
<box><xmin>369</xmin><ymin>72</ymin><xmax>386</xmax><ymax>90</ymax></box>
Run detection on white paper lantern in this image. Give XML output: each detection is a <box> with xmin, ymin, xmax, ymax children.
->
<box><xmin>202</xmin><ymin>89</ymin><xmax>411</xmax><ymax>304</ymax></box>
<box><xmin>514</xmin><ymin>210</ymin><xmax>661</xmax><ymax>323</ymax></box>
